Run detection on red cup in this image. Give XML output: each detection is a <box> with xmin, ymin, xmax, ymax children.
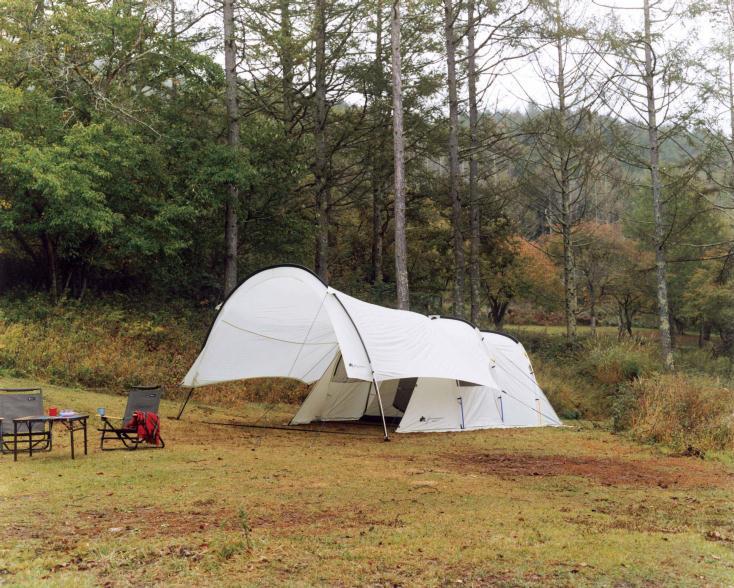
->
<box><xmin>48</xmin><ymin>406</ymin><xmax>58</xmax><ymax>417</ymax></box>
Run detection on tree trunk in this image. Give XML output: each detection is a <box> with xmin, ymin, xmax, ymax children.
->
<box><xmin>371</xmin><ymin>0</ymin><xmax>385</xmax><ymax>285</ymax></box>
<box><xmin>554</xmin><ymin>0</ymin><xmax>577</xmax><ymax>342</ymax></box>
<box><xmin>444</xmin><ymin>0</ymin><xmax>464</xmax><ymax>317</ymax></box>
<box><xmin>489</xmin><ymin>297</ymin><xmax>509</xmax><ymax>329</ymax></box>
<box><xmin>467</xmin><ymin>0</ymin><xmax>481</xmax><ymax>325</ymax></box>
<box><xmin>391</xmin><ymin>0</ymin><xmax>409</xmax><ymax>309</ymax></box>
<box><xmin>314</xmin><ymin>0</ymin><xmax>330</xmax><ymax>282</ymax></box>
<box><xmin>223</xmin><ymin>0</ymin><xmax>239</xmax><ymax>296</ymax></box>
<box><xmin>280</xmin><ymin>0</ymin><xmax>294</xmax><ymax>127</ymax></box>
<box><xmin>643</xmin><ymin>0</ymin><xmax>674</xmax><ymax>370</ymax></box>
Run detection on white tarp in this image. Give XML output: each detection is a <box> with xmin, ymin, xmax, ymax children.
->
<box><xmin>183</xmin><ymin>265</ymin><xmax>497</xmax><ymax>390</ymax></box>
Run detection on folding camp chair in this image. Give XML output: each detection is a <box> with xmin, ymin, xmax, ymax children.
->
<box><xmin>0</xmin><ymin>388</ymin><xmax>52</xmax><ymax>454</ymax></box>
<box><xmin>98</xmin><ymin>385</ymin><xmax>165</xmax><ymax>450</ymax></box>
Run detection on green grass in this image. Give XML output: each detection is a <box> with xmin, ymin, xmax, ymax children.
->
<box><xmin>2</xmin><ymin>376</ymin><xmax>734</xmax><ymax>587</ymax></box>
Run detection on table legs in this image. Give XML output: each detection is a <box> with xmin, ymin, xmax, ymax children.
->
<box><xmin>11</xmin><ymin>418</ymin><xmax>88</xmax><ymax>460</ymax></box>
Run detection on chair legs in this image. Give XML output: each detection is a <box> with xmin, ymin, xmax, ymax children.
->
<box><xmin>0</xmin><ymin>429</ymin><xmax>52</xmax><ymax>455</ymax></box>
<box><xmin>98</xmin><ymin>419</ymin><xmax>164</xmax><ymax>451</ymax></box>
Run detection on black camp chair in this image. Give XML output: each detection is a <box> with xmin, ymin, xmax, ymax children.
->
<box><xmin>0</xmin><ymin>388</ymin><xmax>52</xmax><ymax>455</ymax></box>
<box><xmin>98</xmin><ymin>385</ymin><xmax>165</xmax><ymax>450</ymax></box>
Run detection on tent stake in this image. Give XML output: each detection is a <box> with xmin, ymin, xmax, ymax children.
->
<box><xmin>373</xmin><ymin>379</ymin><xmax>390</xmax><ymax>441</ymax></box>
<box><xmin>175</xmin><ymin>388</ymin><xmax>195</xmax><ymax>420</ymax></box>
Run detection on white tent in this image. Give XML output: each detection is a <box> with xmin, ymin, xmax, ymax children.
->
<box><xmin>182</xmin><ymin>265</ymin><xmax>561</xmax><ymax>436</ymax></box>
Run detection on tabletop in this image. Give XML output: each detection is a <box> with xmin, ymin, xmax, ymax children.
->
<box><xmin>13</xmin><ymin>414</ymin><xmax>89</xmax><ymax>422</ymax></box>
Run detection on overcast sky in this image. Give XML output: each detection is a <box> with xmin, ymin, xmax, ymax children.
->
<box><xmin>183</xmin><ymin>0</ymin><xmax>725</xmax><ymax>130</ymax></box>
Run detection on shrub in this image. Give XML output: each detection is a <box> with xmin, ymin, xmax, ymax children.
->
<box><xmin>626</xmin><ymin>374</ymin><xmax>734</xmax><ymax>453</ymax></box>
<box><xmin>579</xmin><ymin>338</ymin><xmax>658</xmax><ymax>387</ymax></box>
<box><xmin>0</xmin><ymin>295</ymin><xmax>308</xmax><ymax>406</ymax></box>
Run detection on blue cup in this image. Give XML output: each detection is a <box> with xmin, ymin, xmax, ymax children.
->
<box><xmin>97</xmin><ymin>407</ymin><xmax>106</xmax><ymax>417</ymax></box>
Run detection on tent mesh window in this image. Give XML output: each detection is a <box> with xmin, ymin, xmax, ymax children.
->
<box><xmin>392</xmin><ymin>378</ymin><xmax>418</xmax><ymax>413</ymax></box>
<box><xmin>332</xmin><ymin>356</ymin><xmax>362</xmax><ymax>384</ymax></box>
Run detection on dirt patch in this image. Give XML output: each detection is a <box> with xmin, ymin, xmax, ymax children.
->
<box><xmin>448</xmin><ymin>452</ymin><xmax>734</xmax><ymax>489</ymax></box>
<box><xmin>6</xmin><ymin>502</ymin><xmax>391</xmax><ymax>548</ymax></box>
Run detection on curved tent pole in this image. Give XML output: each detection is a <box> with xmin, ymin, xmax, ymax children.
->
<box><xmin>180</xmin><ymin>265</ymin><xmax>328</xmax><ymax>421</ymax></box>
<box><xmin>197</xmin><ymin>264</ymin><xmax>328</xmax><ymax>354</ymax></box>
<box><xmin>331</xmin><ymin>292</ymin><xmax>390</xmax><ymax>441</ymax></box>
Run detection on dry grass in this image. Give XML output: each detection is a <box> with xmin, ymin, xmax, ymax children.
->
<box><xmin>629</xmin><ymin>373</ymin><xmax>734</xmax><ymax>453</ymax></box>
<box><xmin>2</xmin><ymin>375</ymin><xmax>734</xmax><ymax>587</ymax></box>
<box><xmin>0</xmin><ymin>299</ymin><xmax>308</xmax><ymax>405</ymax></box>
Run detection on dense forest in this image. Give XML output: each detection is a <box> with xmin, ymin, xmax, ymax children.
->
<box><xmin>0</xmin><ymin>0</ymin><xmax>732</xmax><ymax>365</ymax></box>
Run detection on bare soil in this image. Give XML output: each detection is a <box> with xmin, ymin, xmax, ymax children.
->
<box><xmin>448</xmin><ymin>451</ymin><xmax>734</xmax><ymax>489</ymax></box>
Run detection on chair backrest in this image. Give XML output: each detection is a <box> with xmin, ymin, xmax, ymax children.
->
<box><xmin>123</xmin><ymin>386</ymin><xmax>163</xmax><ymax>423</ymax></box>
<box><xmin>0</xmin><ymin>388</ymin><xmax>44</xmax><ymax>434</ymax></box>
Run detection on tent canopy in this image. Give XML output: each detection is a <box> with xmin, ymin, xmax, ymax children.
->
<box><xmin>183</xmin><ymin>265</ymin><xmax>497</xmax><ymax>390</ymax></box>
<box><xmin>181</xmin><ymin>265</ymin><xmax>561</xmax><ymax>435</ymax></box>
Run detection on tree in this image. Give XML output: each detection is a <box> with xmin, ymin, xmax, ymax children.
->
<box><xmin>546</xmin><ymin>221</ymin><xmax>648</xmax><ymax>336</ymax></box>
<box><xmin>223</xmin><ymin>0</ymin><xmax>240</xmax><ymax>296</ymax></box>
<box><xmin>596</xmin><ymin>0</ymin><xmax>706</xmax><ymax>368</ymax></box>
<box><xmin>313</xmin><ymin>0</ymin><xmax>330</xmax><ymax>280</ymax></box>
<box><xmin>519</xmin><ymin>0</ymin><xmax>608</xmax><ymax>342</ymax></box>
<box><xmin>392</xmin><ymin>0</ymin><xmax>409</xmax><ymax>309</ymax></box>
<box><xmin>481</xmin><ymin>235</ymin><xmax>563</xmax><ymax>328</ymax></box>
<box><xmin>369</xmin><ymin>0</ymin><xmax>387</xmax><ymax>285</ymax></box>
<box><xmin>683</xmin><ymin>251</ymin><xmax>734</xmax><ymax>358</ymax></box>
<box><xmin>467</xmin><ymin>0</ymin><xmax>480</xmax><ymax>324</ymax></box>
<box><xmin>444</xmin><ymin>0</ymin><xmax>464</xmax><ymax>317</ymax></box>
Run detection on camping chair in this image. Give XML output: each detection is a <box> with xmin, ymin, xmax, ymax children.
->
<box><xmin>98</xmin><ymin>385</ymin><xmax>165</xmax><ymax>450</ymax></box>
<box><xmin>0</xmin><ymin>388</ymin><xmax>52</xmax><ymax>455</ymax></box>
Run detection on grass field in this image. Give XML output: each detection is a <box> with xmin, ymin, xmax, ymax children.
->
<box><xmin>2</xmin><ymin>376</ymin><xmax>734</xmax><ymax>587</ymax></box>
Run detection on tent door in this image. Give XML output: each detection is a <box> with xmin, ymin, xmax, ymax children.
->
<box><xmin>392</xmin><ymin>378</ymin><xmax>418</xmax><ymax>413</ymax></box>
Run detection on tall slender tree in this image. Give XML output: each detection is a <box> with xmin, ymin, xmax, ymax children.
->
<box><xmin>521</xmin><ymin>0</ymin><xmax>602</xmax><ymax>342</ymax></box>
<box><xmin>392</xmin><ymin>0</ymin><xmax>409</xmax><ymax>309</ymax></box>
<box><xmin>596</xmin><ymin>0</ymin><xmax>701</xmax><ymax>369</ymax></box>
<box><xmin>642</xmin><ymin>0</ymin><xmax>674</xmax><ymax>369</ymax></box>
<box><xmin>370</xmin><ymin>0</ymin><xmax>386</xmax><ymax>285</ymax></box>
<box><xmin>444</xmin><ymin>0</ymin><xmax>464</xmax><ymax>317</ymax></box>
<box><xmin>223</xmin><ymin>0</ymin><xmax>240</xmax><ymax>296</ymax></box>
<box><xmin>467</xmin><ymin>0</ymin><xmax>481</xmax><ymax>324</ymax></box>
<box><xmin>313</xmin><ymin>0</ymin><xmax>330</xmax><ymax>281</ymax></box>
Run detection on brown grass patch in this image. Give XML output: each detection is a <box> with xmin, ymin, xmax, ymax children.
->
<box><xmin>447</xmin><ymin>452</ymin><xmax>734</xmax><ymax>489</ymax></box>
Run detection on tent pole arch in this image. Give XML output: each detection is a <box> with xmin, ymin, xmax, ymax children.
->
<box><xmin>331</xmin><ymin>292</ymin><xmax>390</xmax><ymax>441</ymax></box>
<box><xmin>177</xmin><ymin>264</ymin><xmax>329</xmax><ymax>420</ymax></box>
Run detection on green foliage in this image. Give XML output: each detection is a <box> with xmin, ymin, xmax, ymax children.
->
<box><xmin>578</xmin><ymin>338</ymin><xmax>658</xmax><ymax>386</ymax></box>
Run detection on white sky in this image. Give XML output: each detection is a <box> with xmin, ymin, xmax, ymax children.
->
<box><xmin>183</xmin><ymin>0</ymin><xmax>727</xmax><ymax>131</ymax></box>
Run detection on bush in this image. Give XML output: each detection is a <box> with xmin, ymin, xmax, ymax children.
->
<box><xmin>626</xmin><ymin>374</ymin><xmax>734</xmax><ymax>453</ymax></box>
<box><xmin>579</xmin><ymin>338</ymin><xmax>658</xmax><ymax>387</ymax></box>
<box><xmin>0</xmin><ymin>295</ymin><xmax>309</xmax><ymax>406</ymax></box>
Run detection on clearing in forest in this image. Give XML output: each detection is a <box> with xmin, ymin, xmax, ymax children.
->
<box><xmin>1</xmin><ymin>377</ymin><xmax>733</xmax><ymax>587</ymax></box>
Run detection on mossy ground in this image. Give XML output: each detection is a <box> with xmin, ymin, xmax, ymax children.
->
<box><xmin>2</xmin><ymin>376</ymin><xmax>733</xmax><ymax>587</ymax></box>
